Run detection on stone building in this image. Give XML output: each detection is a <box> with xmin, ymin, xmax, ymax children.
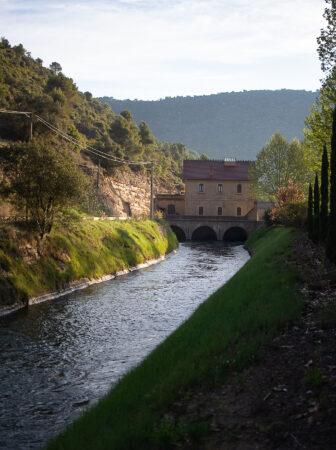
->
<box><xmin>156</xmin><ymin>159</ymin><xmax>269</xmax><ymax>220</ymax></box>
<box><xmin>155</xmin><ymin>160</ymin><xmax>272</xmax><ymax>241</ymax></box>
<box><xmin>183</xmin><ymin>159</ymin><xmax>254</xmax><ymax>217</ymax></box>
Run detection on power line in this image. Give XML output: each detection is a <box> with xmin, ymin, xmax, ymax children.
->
<box><xmin>0</xmin><ymin>110</ymin><xmax>152</xmax><ymax>166</ymax></box>
<box><xmin>0</xmin><ymin>109</ymin><xmax>155</xmax><ymax>218</ymax></box>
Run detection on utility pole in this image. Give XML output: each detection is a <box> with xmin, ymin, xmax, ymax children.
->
<box><xmin>150</xmin><ymin>161</ymin><xmax>154</xmax><ymax>219</ymax></box>
<box><xmin>97</xmin><ymin>158</ymin><xmax>101</xmax><ymax>189</ymax></box>
<box><xmin>28</xmin><ymin>113</ymin><xmax>33</xmax><ymax>141</ymax></box>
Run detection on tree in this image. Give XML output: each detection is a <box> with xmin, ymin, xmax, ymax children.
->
<box><xmin>307</xmin><ymin>183</ymin><xmax>314</xmax><ymax>239</ymax></box>
<box><xmin>320</xmin><ymin>144</ymin><xmax>329</xmax><ymax>241</ymax></box>
<box><xmin>317</xmin><ymin>0</ymin><xmax>336</xmax><ymax>75</ymax></box>
<box><xmin>139</xmin><ymin>121</ymin><xmax>154</xmax><ymax>145</ymax></box>
<box><xmin>200</xmin><ymin>153</ymin><xmax>210</xmax><ymax>160</ymax></box>
<box><xmin>327</xmin><ymin>108</ymin><xmax>336</xmax><ymax>261</ymax></box>
<box><xmin>84</xmin><ymin>91</ymin><xmax>92</xmax><ymax>101</ymax></box>
<box><xmin>250</xmin><ymin>131</ymin><xmax>308</xmax><ymax>198</ymax></box>
<box><xmin>49</xmin><ymin>61</ymin><xmax>62</xmax><ymax>75</ymax></box>
<box><xmin>0</xmin><ymin>139</ymin><xmax>90</xmax><ymax>239</ymax></box>
<box><xmin>109</xmin><ymin>113</ymin><xmax>142</xmax><ymax>159</ymax></box>
<box><xmin>13</xmin><ymin>44</ymin><xmax>25</xmax><ymax>56</ymax></box>
<box><xmin>313</xmin><ymin>173</ymin><xmax>320</xmax><ymax>242</ymax></box>
<box><xmin>1</xmin><ymin>37</ymin><xmax>10</xmax><ymax>48</ymax></box>
<box><xmin>303</xmin><ymin>87</ymin><xmax>333</xmax><ymax>178</ymax></box>
<box><xmin>269</xmin><ymin>179</ymin><xmax>306</xmax><ymax>228</ymax></box>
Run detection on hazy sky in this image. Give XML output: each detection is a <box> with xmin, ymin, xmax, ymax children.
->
<box><xmin>0</xmin><ymin>0</ymin><xmax>326</xmax><ymax>100</ymax></box>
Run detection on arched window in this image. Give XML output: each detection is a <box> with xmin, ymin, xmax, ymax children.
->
<box><xmin>237</xmin><ymin>207</ymin><xmax>241</xmax><ymax>216</ymax></box>
<box><xmin>237</xmin><ymin>184</ymin><xmax>242</xmax><ymax>193</ymax></box>
<box><xmin>218</xmin><ymin>184</ymin><xmax>223</xmax><ymax>192</ymax></box>
<box><xmin>199</xmin><ymin>183</ymin><xmax>204</xmax><ymax>192</ymax></box>
<box><xmin>218</xmin><ymin>207</ymin><xmax>222</xmax><ymax>216</ymax></box>
<box><xmin>199</xmin><ymin>206</ymin><xmax>204</xmax><ymax>216</ymax></box>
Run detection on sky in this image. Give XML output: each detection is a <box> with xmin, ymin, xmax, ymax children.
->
<box><xmin>0</xmin><ymin>0</ymin><xmax>326</xmax><ymax>100</ymax></box>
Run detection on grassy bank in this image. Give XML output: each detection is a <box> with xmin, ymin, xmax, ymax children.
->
<box><xmin>0</xmin><ymin>219</ymin><xmax>177</xmax><ymax>307</ymax></box>
<box><xmin>47</xmin><ymin>227</ymin><xmax>303</xmax><ymax>449</ymax></box>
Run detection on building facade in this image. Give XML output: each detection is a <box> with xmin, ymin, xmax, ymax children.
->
<box><xmin>155</xmin><ymin>160</ymin><xmax>271</xmax><ymax>240</ymax></box>
<box><xmin>156</xmin><ymin>159</ymin><xmax>265</xmax><ymax>219</ymax></box>
<box><xmin>183</xmin><ymin>160</ymin><xmax>254</xmax><ymax>217</ymax></box>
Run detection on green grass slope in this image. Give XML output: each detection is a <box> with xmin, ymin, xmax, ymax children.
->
<box><xmin>0</xmin><ymin>219</ymin><xmax>177</xmax><ymax>307</ymax></box>
<box><xmin>47</xmin><ymin>227</ymin><xmax>302</xmax><ymax>449</ymax></box>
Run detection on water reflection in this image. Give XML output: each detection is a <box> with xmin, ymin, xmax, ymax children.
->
<box><xmin>0</xmin><ymin>242</ymin><xmax>249</xmax><ymax>450</ymax></box>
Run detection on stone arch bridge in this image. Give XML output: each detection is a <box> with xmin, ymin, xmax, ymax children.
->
<box><xmin>166</xmin><ymin>216</ymin><xmax>263</xmax><ymax>241</ymax></box>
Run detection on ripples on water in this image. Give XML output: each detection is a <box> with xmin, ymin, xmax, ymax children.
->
<box><xmin>0</xmin><ymin>242</ymin><xmax>249</xmax><ymax>449</ymax></box>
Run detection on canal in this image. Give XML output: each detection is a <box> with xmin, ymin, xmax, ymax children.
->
<box><xmin>0</xmin><ymin>241</ymin><xmax>249</xmax><ymax>449</ymax></box>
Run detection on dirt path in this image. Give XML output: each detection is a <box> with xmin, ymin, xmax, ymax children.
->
<box><xmin>171</xmin><ymin>234</ymin><xmax>336</xmax><ymax>449</ymax></box>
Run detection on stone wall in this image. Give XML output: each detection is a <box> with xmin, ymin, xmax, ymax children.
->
<box><xmin>97</xmin><ymin>169</ymin><xmax>174</xmax><ymax>217</ymax></box>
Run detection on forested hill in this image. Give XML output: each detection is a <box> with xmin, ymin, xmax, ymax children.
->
<box><xmin>0</xmin><ymin>38</ymin><xmax>196</xmax><ymax>185</ymax></box>
<box><xmin>100</xmin><ymin>90</ymin><xmax>318</xmax><ymax>159</ymax></box>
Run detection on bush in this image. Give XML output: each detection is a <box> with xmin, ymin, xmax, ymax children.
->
<box><xmin>269</xmin><ymin>180</ymin><xmax>306</xmax><ymax>228</ymax></box>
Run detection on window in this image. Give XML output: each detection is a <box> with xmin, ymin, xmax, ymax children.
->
<box><xmin>167</xmin><ymin>204</ymin><xmax>175</xmax><ymax>215</ymax></box>
<box><xmin>199</xmin><ymin>206</ymin><xmax>203</xmax><ymax>216</ymax></box>
<box><xmin>199</xmin><ymin>183</ymin><xmax>204</xmax><ymax>192</ymax></box>
<box><xmin>237</xmin><ymin>207</ymin><xmax>241</xmax><ymax>216</ymax></box>
<box><xmin>218</xmin><ymin>207</ymin><xmax>222</xmax><ymax>216</ymax></box>
<box><xmin>218</xmin><ymin>184</ymin><xmax>223</xmax><ymax>192</ymax></box>
<box><xmin>237</xmin><ymin>184</ymin><xmax>242</xmax><ymax>193</ymax></box>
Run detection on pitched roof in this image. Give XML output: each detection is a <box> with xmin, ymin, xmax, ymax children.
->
<box><xmin>183</xmin><ymin>160</ymin><xmax>252</xmax><ymax>181</ymax></box>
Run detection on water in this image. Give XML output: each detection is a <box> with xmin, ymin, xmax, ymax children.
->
<box><xmin>0</xmin><ymin>242</ymin><xmax>249</xmax><ymax>449</ymax></box>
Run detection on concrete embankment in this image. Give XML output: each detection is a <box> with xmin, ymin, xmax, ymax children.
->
<box><xmin>0</xmin><ymin>219</ymin><xmax>178</xmax><ymax>317</ymax></box>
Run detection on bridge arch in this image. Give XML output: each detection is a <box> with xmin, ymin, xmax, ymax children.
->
<box><xmin>170</xmin><ymin>225</ymin><xmax>187</xmax><ymax>242</ymax></box>
<box><xmin>223</xmin><ymin>226</ymin><xmax>247</xmax><ymax>242</ymax></box>
<box><xmin>192</xmin><ymin>226</ymin><xmax>217</xmax><ymax>241</ymax></box>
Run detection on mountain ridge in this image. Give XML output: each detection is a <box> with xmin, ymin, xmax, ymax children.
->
<box><xmin>100</xmin><ymin>89</ymin><xmax>318</xmax><ymax>159</ymax></box>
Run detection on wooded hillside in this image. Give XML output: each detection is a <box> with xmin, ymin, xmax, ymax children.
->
<box><xmin>100</xmin><ymin>90</ymin><xmax>318</xmax><ymax>159</ymax></box>
<box><xmin>0</xmin><ymin>38</ymin><xmax>196</xmax><ymax>185</ymax></box>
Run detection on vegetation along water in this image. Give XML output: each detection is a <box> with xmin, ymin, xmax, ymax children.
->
<box><xmin>0</xmin><ymin>219</ymin><xmax>177</xmax><ymax>314</ymax></box>
<box><xmin>43</xmin><ymin>226</ymin><xmax>303</xmax><ymax>450</ymax></box>
<box><xmin>0</xmin><ymin>240</ymin><xmax>249</xmax><ymax>449</ymax></box>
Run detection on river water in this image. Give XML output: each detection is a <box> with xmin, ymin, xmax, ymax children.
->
<box><xmin>0</xmin><ymin>241</ymin><xmax>249</xmax><ymax>449</ymax></box>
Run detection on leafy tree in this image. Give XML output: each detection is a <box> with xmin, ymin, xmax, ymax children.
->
<box><xmin>84</xmin><ymin>91</ymin><xmax>92</xmax><ymax>101</ymax></box>
<box><xmin>327</xmin><ymin>108</ymin><xmax>336</xmax><ymax>262</ymax></box>
<box><xmin>0</xmin><ymin>37</ymin><xmax>10</xmax><ymax>48</ymax></box>
<box><xmin>139</xmin><ymin>121</ymin><xmax>154</xmax><ymax>145</ymax></box>
<box><xmin>0</xmin><ymin>139</ymin><xmax>90</xmax><ymax>239</ymax></box>
<box><xmin>303</xmin><ymin>87</ymin><xmax>333</xmax><ymax>178</ymax></box>
<box><xmin>313</xmin><ymin>173</ymin><xmax>320</xmax><ymax>242</ymax></box>
<box><xmin>307</xmin><ymin>183</ymin><xmax>314</xmax><ymax>239</ymax></box>
<box><xmin>49</xmin><ymin>61</ymin><xmax>62</xmax><ymax>74</ymax></box>
<box><xmin>320</xmin><ymin>144</ymin><xmax>329</xmax><ymax>241</ymax></box>
<box><xmin>200</xmin><ymin>153</ymin><xmax>210</xmax><ymax>160</ymax></box>
<box><xmin>120</xmin><ymin>110</ymin><xmax>133</xmax><ymax>121</ymax></box>
<box><xmin>304</xmin><ymin>0</ymin><xmax>336</xmax><ymax>178</ymax></box>
<box><xmin>109</xmin><ymin>113</ymin><xmax>142</xmax><ymax>159</ymax></box>
<box><xmin>269</xmin><ymin>179</ymin><xmax>306</xmax><ymax>228</ymax></box>
<box><xmin>12</xmin><ymin>43</ymin><xmax>25</xmax><ymax>56</ymax></box>
<box><xmin>35</xmin><ymin>58</ymin><xmax>43</xmax><ymax>66</ymax></box>
<box><xmin>317</xmin><ymin>0</ymin><xmax>336</xmax><ymax>75</ymax></box>
<box><xmin>251</xmin><ymin>131</ymin><xmax>308</xmax><ymax>198</ymax></box>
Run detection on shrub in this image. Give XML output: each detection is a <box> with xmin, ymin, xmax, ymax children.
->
<box><xmin>270</xmin><ymin>180</ymin><xmax>306</xmax><ymax>227</ymax></box>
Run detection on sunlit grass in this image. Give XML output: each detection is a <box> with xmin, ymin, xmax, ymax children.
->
<box><xmin>0</xmin><ymin>219</ymin><xmax>177</xmax><ymax>306</ymax></box>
